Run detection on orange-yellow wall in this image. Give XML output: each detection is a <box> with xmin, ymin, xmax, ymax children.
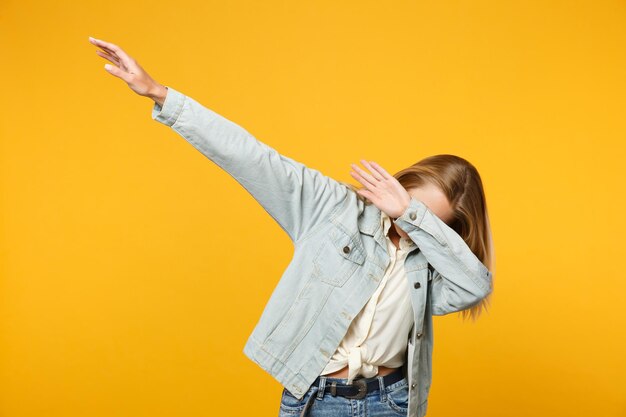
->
<box><xmin>1</xmin><ymin>1</ymin><xmax>625</xmax><ymax>416</ymax></box>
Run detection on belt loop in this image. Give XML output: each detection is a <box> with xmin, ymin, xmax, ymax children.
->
<box><xmin>316</xmin><ymin>377</ymin><xmax>327</xmax><ymax>400</ymax></box>
<box><xmin>377</xmin><ymin>376</ymin><xmax>387</xmax><ymax>402</ymax></box>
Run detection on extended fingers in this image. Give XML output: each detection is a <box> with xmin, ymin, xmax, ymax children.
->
<box><xmin>89</xmin><ymin>37</ymin><xmax>117</xmax><ymax>56</ymax></box>
<box><xmin>351</xmin><ymin>162</ymin><xmax>378</xmax><ymax>188</ymax></box>
<box><xmin>350</xmin><ymin>168</ymin><xmax>369</xmax><ymax>188</ymax></box>
<box><xmin>360</xmin><ymin>160</ymin><xmax>384</xmax><ymax>181</ymax></box>
<box><xmin>95</xmin><ymin>49</ymin><xmax>120</xmax><ymax>66</ymax></box>
<box><xmin>89</xmin><ymin>37</ymin><xmax>132</xmax><ymax>67</ymax></box>
<box><xmin>367</xmin><ymin>161</ymin><xmax>393</xmax><ymax>179</ymax></box>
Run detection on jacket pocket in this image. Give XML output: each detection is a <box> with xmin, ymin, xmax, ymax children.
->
<box><xmin>312</xmin><ymin>225</ymin><xmax>366</xmax><ymax>287</ymax></box>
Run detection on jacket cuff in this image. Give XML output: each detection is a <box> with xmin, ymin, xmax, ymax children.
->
<box><xmin>151</xmin><ymin>86</ymin><xmax>186</xmax><ymax>126</ymax></box>
<box><xmin>393</xmin><ymin>197</ymin><xmax>429</xmax><ymax>234</ymax></box>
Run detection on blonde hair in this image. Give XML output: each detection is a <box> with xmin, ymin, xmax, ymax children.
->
<box><xmin>340</xmin><ymin>154</ymin><xmax>495</xmax><ymax>322</ymax></box>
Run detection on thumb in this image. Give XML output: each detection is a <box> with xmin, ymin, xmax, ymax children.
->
<box><xmin>357</xmin><ymin>188</ymin><xmax>374</xmax><ymax>201</ymax></box>
<box><xmin>104</xmin><ymin>64</ymin><xmax>131</xmax><ymax>82</ymax></box>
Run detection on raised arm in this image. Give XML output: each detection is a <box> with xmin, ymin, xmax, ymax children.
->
<box><xmin>89</xmin><ymin>36</ymin><xmax>350</xmax><ymax>243</ymax></box>
<box><xmin>151</xmin><ymin>86</ymin><xmax>349</xmax><ymax>242</ymax></box>
<box><xmin>394</xmin><ymin>197</ymin><xmax>493</xmax><ymax>315</ymax></box>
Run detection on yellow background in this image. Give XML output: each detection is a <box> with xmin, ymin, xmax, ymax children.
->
<box><xmin>1</xmin><ymin>1</ymin><xmax>625</xmax><ymax>416</ymax></box>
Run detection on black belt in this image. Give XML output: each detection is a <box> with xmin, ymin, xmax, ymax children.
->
<box><xmin>297</xmin><ymin>367</ymin><xmax>405</xmax><ymax>417</ymax></box>
<box><xmin>313</xmin><ymin>367</ymin><xmax>404</xmax><ymax>400</ymax></box>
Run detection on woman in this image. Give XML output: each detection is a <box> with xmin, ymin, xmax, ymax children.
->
<box><xmin>89</xmin><ymin>36</ymin><xmax>495</xmax><ymax>417</ymax></box>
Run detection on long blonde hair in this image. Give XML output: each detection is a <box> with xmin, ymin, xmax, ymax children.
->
<box><xmin>340</xmin><ymin>154</ymin><xmax>495</xmax><ymax>322</ymax></box>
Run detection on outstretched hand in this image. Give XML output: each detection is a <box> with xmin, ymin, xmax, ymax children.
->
<box><xmin>88</xmin><ymin>36</ymin><xmax>166</xmax><ymax>103</ymax></box>
<box><xmin>350</xmin><ymin>160</ymin><xmax>412</xmax><ymax>219</ymax></box>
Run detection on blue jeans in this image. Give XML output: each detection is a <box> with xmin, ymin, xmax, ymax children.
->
<box><xmin>278</xmin><ymin>375</ymin><xmax>409</xmax><ymax>417</ymax></box>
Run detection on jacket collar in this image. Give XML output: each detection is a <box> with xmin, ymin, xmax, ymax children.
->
<box><xmin>357</xmin><ymin>199</ymin><xmax>417</xmax><ymax>256</ymax></box>
<box><xmin>358</xmin><ymin>200</ymin><xmax>391</xmax><ymax>252</ymax></box>
<box><xmin>357</xmin><ymin>200</ymin><xmax>382</xmax><ymax>237</ymax></box>
<box><xmin>355</xmin><ymin>201</ymin><xmax>390</xmax><ymax>270</ymax></box>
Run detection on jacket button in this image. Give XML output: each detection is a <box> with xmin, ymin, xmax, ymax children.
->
<box><xmin>343</xmin><ymin>246</ymin><xmax>350</xmax><ymax>254</ymax></box>
<box><xmin>416</xmin><ymin>332</ymin><xmax>423</xmax><ymax>338</ymax></box>
<box><xmin>409</xmin><ymin>212</ymin><xmax>417</xmax><ymax>220</ymax></box>
<box><xmin>411</xmin><ymin>383</ymin><xmax>417</xmax><ymax>389</ymax></box>
<box><xmin>414</xmin><ymin>282</ymin><xmax>421</xmax><ymax>289</ymax></box>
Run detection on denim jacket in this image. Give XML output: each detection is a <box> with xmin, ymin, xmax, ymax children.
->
<box><xmin>152</xmin><ymin>86</ymin><xmax>493</xmax><ymax>417</ymax></box>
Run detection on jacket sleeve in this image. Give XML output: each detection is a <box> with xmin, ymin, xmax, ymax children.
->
<box><xmin>151</xmin><ymin>86</ymin><xmax>349</xmax><ymax>243</ymax></box>
<box><xmin>393</xmin><ymin>197</ymin><xmax>493</xmax><ymax>316</ymax></box>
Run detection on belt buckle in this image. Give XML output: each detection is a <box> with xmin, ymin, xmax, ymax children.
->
<box><xmin>343</xmin><ymin>379</ymin><xmax>367</xmax><ymax>400</ymax></box>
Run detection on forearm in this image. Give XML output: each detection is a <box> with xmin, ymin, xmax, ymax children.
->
<box><xmin>394</xmin><ymin>197</ymin><xmax>492</xmax><ymax>295</ymax></box>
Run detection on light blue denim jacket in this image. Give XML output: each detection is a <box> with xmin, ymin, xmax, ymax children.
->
<box><xmin>152</xmin><ymin>86</ymin><xmax>493</xmax><ymax>417</ymax></box>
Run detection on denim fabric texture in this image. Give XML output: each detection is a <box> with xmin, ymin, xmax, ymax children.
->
<box><xmin>152</xmin><ymin>86</ymin><xmax>493</xmax><ymax>417</ymax></box>
<box><xmin>279</xmin><ymin>374</ymin><xmax>410</xmax><ymax>417</ymax></box>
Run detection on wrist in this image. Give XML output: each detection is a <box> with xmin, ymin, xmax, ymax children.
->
<box><xmin>395</xmin><ymin>197</ymin><xmax>412</xmax><ymax>219</ymax></box>
<box><xmin>148</xmin><ymin>84</ymin><xmax>168</xmax><ymax>107</ymax></box>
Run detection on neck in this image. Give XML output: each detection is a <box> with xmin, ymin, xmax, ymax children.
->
<box><xmin>385</xmin><ymin>221</ymin><xmax>402</xmax><ymax>250</ymax></box>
